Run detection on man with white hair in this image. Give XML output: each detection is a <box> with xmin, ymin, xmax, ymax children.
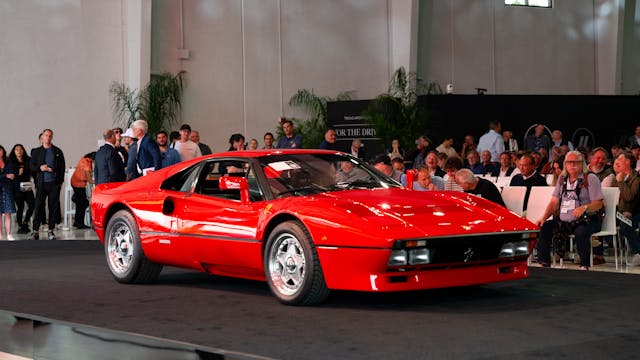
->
<box><xmin>454</xmin><ymin>168</ymin><xmax>505</xmax><ymax>206</ymax></box>
<box><xmin>131</xmin><ymin>119</ymin><xmax>162</xmax><ymax>177</ymax></box>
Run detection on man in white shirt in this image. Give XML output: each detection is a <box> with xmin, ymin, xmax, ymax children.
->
<box><xmin>476</xmin><ymin>120</ymin><xmax>504</xmax><ymax>166</ymax></box>
<box><xmin>173</xmin><ymin>124</ymin><xmax>202</xmax><ymax>161</ymax></box>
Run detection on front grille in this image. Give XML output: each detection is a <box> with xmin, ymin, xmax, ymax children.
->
<box><xmin>412</xmin><ymin>233</ymin><xmax>526</xmax><ymax>265</ymax></box>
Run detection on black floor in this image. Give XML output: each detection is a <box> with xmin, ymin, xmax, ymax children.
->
<box><xmin>1</xmin><ymin>240</ymin><xmax>640</xmax><ymax>360</ymax></box>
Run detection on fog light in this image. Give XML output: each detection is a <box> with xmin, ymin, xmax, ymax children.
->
<box><xmin>388</xmin><ymin>250</ymin><xmax>407</xmax><ymax>266</ymax></box>
<box><xmin>409</xmin><ymin>248</ymin><xmax>431</xmax><ymax>264</ymax></box>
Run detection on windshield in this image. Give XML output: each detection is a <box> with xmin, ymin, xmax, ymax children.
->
<box><xmin>258</xmin><ymin>153</ymin><xmax>401</xmax><ymax>198</ymax></box>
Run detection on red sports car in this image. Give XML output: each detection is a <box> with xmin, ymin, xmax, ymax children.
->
<box><xmin>91</xmin><ymin>149</ymin><xmax>539</xmax><ymax>305</ymax></box>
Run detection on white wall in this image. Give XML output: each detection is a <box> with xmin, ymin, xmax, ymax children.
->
<box><xmin>418</xmin><ymin>0</ymin><xmax>625</xmax><ymax>95</ymax></box>
<box><xmin>0</xmin><ymin>0</ymin><xmax>126</xmax><ymax>164</ymax></box>
<box><xmin>151</xmin><ymin>0</ymin><xmax>392</xmax><ymax>152</ymax></box>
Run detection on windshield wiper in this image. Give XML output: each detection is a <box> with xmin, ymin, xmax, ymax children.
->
<box><xmin>335</xmin><ymin>179</ymin><xmax>381</xmax><ymax>189</ymax></box>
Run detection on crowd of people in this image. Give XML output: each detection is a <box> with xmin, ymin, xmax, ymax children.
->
<box><xmin>2</xmin><ymin>120</ymin><xmax>640</xmax><ymax>272</ymax></box>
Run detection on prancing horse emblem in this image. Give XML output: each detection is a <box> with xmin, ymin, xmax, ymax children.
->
<box><xmin>463</xmin><ymin>247</ymin><xmax>474</xmax><ymax>262</ymax></box>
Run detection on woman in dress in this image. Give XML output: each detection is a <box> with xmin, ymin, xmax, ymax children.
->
<box><xmin>9</xmin><ymin>144</ymin><xmax>35</xmax><ymax>234</ymax></box>
<box><xmin>0</xmin><ymin>145</ymin><xmax>17</xmax><ymax>240</ymax></box>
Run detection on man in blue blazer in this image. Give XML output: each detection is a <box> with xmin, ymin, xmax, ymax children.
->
<box><xmin>94</xmin><ymin>129</ymin><xmax>126</xmax><ymax>185</ymax></box>
<box><xmin>131</xmin><ymin>119</ymin><xmax>162</xmax><ymax>177</ymax></box>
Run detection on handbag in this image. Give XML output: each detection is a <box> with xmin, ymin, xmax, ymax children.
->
<box><xmin>19</xmin><ymin>182</ymin><xmax>33</xmax><ymax>192</ymax></box>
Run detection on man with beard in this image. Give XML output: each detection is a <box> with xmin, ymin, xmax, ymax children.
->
<box><xmin>157</xmin><ymin>130</ymin><xmax>180</xmax><ymax>168</ymax></box>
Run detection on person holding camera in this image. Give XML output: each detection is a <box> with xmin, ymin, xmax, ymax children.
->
<box><xmin>534</xmin><ymin>150</ymin><xmax>604</xmax><ymax>270</ymax></box>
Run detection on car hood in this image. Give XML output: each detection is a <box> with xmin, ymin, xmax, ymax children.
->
<box><xmin>295</xmin><ymin>188</ymin><xmax>537</xmax><ymax>239</ymax></box>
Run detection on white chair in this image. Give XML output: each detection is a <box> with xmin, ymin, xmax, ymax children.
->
<box><xmin>525</xmin><ymin>186</ymin><xmax>555</xmax><ymax>223</ymax></box>
<box><xmin>525</xmin><ymin>186</ymin><xmax>557</xmax><ymax>265</ymax></box>
<box><xmin>545</xmin><ymin>174</ymin><xmax>555</xmax><ymax>186</ymax></box>
<box><xmin>589</xmin><ymin>187</ymin><xmax>620</xmax><ymax>268</ymax></box>
<box><xmin>495</xmin><ymin>176</ymin><xmax>512</xmax><ymax>190</ymax></box>
<box><xmin>501</xmin><ymin>186</ymin><xmax>527</xmax><ymax>216</ymax></box>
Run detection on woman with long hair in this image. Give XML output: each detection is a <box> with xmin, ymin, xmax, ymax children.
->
<box><xmin>9</xmin><ymin>144</ymin><xmax>35</xmax><ymax>234</ymax></box>
<box><xmin>0</xmin><ymin>145</ymin><xmax>17</xmax><ymax>239</ymax></box>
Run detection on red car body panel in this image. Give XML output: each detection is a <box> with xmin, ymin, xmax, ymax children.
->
<box><xmin>92</xmin><ymin>149</ymin><xmax>539</xmax><ymax>293</ymax></box>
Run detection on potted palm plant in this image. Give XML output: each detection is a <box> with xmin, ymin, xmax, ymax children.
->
<box><xmin>283</xmin><ymin>88</ymin><xmax>354</xmax><ymax>148</ymax></box>
<box><xmin>109</xmin><ymin>71</ymin><xmax>186</xmax><ymax>135</ymax></box>
<box><xmin>363</xmin><ymin>66</ymin><xmax>441</xmax><ymax>150</ymax></box>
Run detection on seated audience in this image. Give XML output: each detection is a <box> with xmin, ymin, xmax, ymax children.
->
<box><xmin>336</xmin><ymin>160</ymin><xmax>369</xmax><ymax>183</ymax></box>
<box><xmin>612</xmin><ymin>151</ymin><xmax>640</xmax><ymax>266</ymax></box>
<box><xmin>371</xmin><ymin>154</ymin><xmax>406</xmax><ymax>185</ymax></box>
<box><xmin>454</xmin><ymin>168</ymin><xmax>505</xmax><ymax>206</ymax></box>
<box><xmin>492</xmin><ymin>151</ymin><xmax>518</xmax><ymax>177</ymax></box>
<box><xmin>509</xmin><ymin>152</ymin><xmax>548</xmax><ymax>212</ymax></box>
<box><xmin>413</xmin><ymin>165</ymin><xmax>444</xmax><ymax>191</ymax></box>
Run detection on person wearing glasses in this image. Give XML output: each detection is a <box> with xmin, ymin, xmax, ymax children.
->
<box><xmin>534</xmin><ymin>151</ymin><xmax>604</xmax><ymax>270</ymax></box>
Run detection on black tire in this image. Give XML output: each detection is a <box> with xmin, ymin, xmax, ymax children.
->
<box><xmin>264</xmin><ymin>220</ymin><xmax>330</xmax><ymax>305</ymax></box>
<box><xmin>104</xmin><ymin>210</ymin><xmax>162</xmax><ymax>284</ymax></box>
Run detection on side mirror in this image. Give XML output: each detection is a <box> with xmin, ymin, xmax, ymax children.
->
<box><xmin>219</xmin><ymin>175</ymin><xmax>250</xmax><ymax>203</ymax></box>
<box><xmin>404</xmin><ymin>169</ymin><xmax>417</xmax><ymax>190</ymax></box>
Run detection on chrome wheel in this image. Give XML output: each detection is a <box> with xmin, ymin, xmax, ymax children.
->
<box><xmin>264</xmin><ymin>221</ymin><xmax>329</xmax><ymax>305</ymax></box>
<box><xmin>107</xmin><ymin>222</ymin><xmax>134</xmax><ymax>276</ymax></box>
<box><xmin>268</xmin><ymin>233</ymin><xmax>306</xmax><ymax>296</ymax></box>
<box><xmin>104</xmin><ymin>210</ymin><xmax>162</xmax><ymax>284</ymax></box>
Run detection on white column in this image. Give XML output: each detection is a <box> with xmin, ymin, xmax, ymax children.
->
<box><xmin>124</xmin><ymin>0</ymin><xmax>152</xmax><ymax>91</ymax></box>
<box><xmin>388</xmin><ymin>0</ymin><xmax>419</xmax><ymax>77</ymax></box>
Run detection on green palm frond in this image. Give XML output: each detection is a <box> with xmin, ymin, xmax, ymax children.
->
<box><xmin>363</xmin><ymin>66</ymin><xmax>439</xmax><ymax>148</ymax></box>
<box><xmin>109</xmin><ymin>82</ymin><xmax>141</xmax><ymax>126</ymax></box>
<box><xmin>109</xmin><ymin>71</ymin><xmax>185</xmax><ymax>135</ymax></box>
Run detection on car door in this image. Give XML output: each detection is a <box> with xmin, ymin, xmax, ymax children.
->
<box><xmin>171</xmin><ymin>159</ymin><xmax>266</xmax><ymax>276</ymax></box>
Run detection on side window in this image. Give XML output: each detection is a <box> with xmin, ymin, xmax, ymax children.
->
<box><xmin>246</xmin><ymin>167</ymin><xmax>264</xmax><ymax>201</ymax></box>
<box><xmin>160</xmin><ymin>163</ymin><xmax>202</xmax><ymax>192</ymax></box>
<box><xmin>195</xmin><ymin>161</ymin><xmax>224</xmax><ymax>196</ymax></box>
<box><xmin>195</xmin><ymin>159</ymin><xmax>262</xmax><ymax>201</ymax></box>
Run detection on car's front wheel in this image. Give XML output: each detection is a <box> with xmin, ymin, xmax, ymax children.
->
<box><xmin>264</xmin><ymin>221</ymin><xmax>329</xmax><ymax>305</ymax></box>
<box><xmin>104</xmin><ymin>210</ymin><xmax>162</xmax><ymax>283</ymax></box>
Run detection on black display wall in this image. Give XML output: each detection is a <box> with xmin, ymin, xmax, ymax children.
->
<box><xmin>327</xmin><ymin>95</ymin><xmax>639</xmax><ymax>157</ymax></box>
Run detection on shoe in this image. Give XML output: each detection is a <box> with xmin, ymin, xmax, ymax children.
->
<box><xmin>578</xmin><ymin>266</ymin><xmax>589</xmax><ymax>271</ymax></box>
<box><xmin>630</xmin><ymin>253</ymin><xmax>640</xmax><ymax>266</ymax></box>
<box><xmin>30</xmin><ymin>232</ymin><xmax>39</xmax><ymax>240</ymax></box>
<box><xmin>47</xmin><ymin>231</ymin><xmax>55</xmax><ymax>241</ymax></box>
<box><xmin>17</xmin><ymin>227</ymin><xmax>29</xmax><ymax>234</ymax></box>
<box><xmin>539</xmin><ymin>262</ymin><xmax>551</xmax><ymax>268</ymax></box>
<box><xmin>6</xmin><ymin>235</ymin><xmax>15</xmax><ymax>241</ymax></box>
<box><xmin>592</xmin><ymin>256</ymin><xmax>606</xmax><ymax>266</ymax></box>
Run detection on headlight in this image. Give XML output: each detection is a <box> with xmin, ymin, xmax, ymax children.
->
<box><xmin>388</xmin><ymin>248</ymin><xmax>431</xmax><ymax>266</ymax></box>
<box><xmin>388</xmin><ymin>250</ymin><xmax>407</xmax><ymax>266</ymax></box>
<box><xmin>408</xmin><ymin>248</ymin><xmax>431</xmax><ymax>264</ymax></box>
<box><xmin>499</xmin><ymin>240</ymin><xmax>530</xmax><ymax>258</ymax></box>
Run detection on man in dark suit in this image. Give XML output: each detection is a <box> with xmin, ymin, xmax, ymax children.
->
<box><xmin>131</xmin><ymin>119</ymin><xmax>162</xmax><ymax>177</ymax></box>
<box><xmin>30</xmin><ymin>128</ymin><xmax>65</xmax><ymax>240</ymax></box>
<box><xmin>94</xmin><ymin>129</ymin><xmax>126</xmax><ymax>185</ymax></box>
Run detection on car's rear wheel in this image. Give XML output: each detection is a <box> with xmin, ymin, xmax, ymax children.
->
<box><xmin>264</xmin><ymin>221</ymin><xmax>329</xmax><ymax>305</ymax></box>
<box><xmin>105</xmin><ymin>210</ymin><xmax>162</xmax><ymax>283</ymax></box>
